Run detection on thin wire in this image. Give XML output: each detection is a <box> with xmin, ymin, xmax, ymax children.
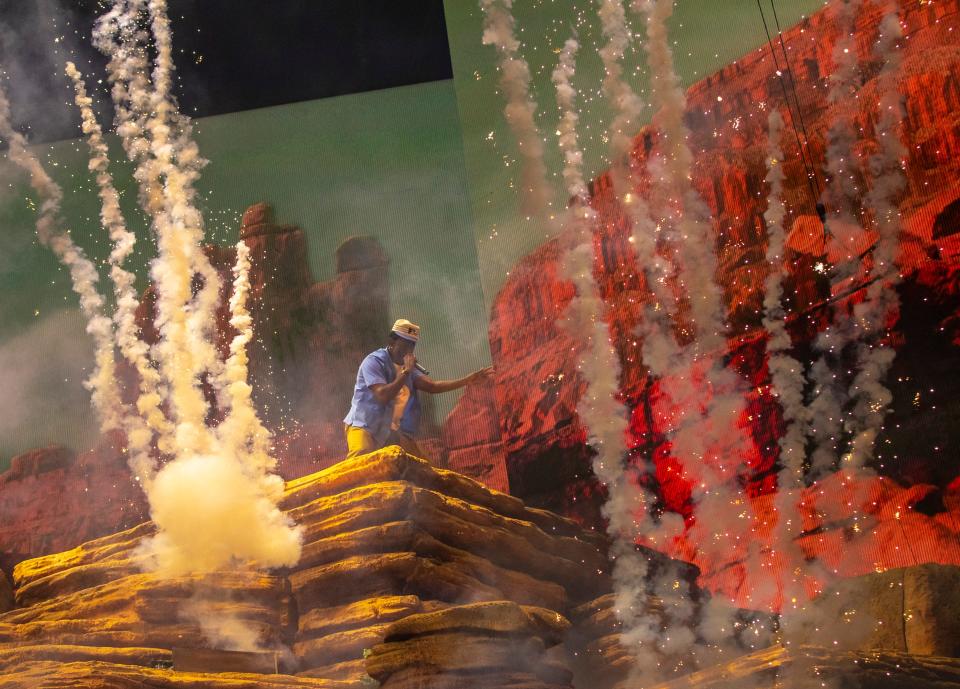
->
<box><xmin>756</xmin><ymin>0</ymin><xmax>821</xmax><ymax>209</ymax></box>
<box><xmin>769</xmin><ymin>0</ymin><xmax>823</xmax><ymax>197</ymax></box>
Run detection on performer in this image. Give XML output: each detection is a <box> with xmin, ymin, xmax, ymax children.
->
<box><xmin>343</xmin><ymin>318</ymin><xmax>493</xmax><ymax>460</ymax></box>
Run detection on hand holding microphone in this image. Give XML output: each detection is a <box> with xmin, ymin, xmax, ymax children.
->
<box><xmin>402</xmin><ymin>353</ymin><xmax>430</xmax><ymax>376</ymax></box>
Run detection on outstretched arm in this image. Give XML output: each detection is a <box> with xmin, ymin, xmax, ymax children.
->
<box><xmin>415</xmin><ymin>366</ymin><xmax>494</xmax><ymax>394</ymax></box>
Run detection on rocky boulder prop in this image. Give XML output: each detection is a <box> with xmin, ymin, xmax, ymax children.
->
<box><xmin>0</xmin><ymin>448</ymin><xmax>618</xmax><ymax>686</ymax></box>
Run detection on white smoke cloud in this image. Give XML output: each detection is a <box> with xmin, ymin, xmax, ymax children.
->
<box><xmin>136</xmin><ymin>452</ymin><xmax>298</xmax><ymax>575</ymax></box>
<box><xmin>179</xmin><ymin>595</ymin><xmax>264</xmax><ymax>654</ymax></box>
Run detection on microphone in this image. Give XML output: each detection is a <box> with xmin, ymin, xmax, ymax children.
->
<box><xmin>414</xmin><ymin>362</ymin><xmax>430</xmax><ymax>376</ymax></box>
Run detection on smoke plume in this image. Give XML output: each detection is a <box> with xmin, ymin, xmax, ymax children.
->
<box><xmin>65</xmin><ymin>60</ymin><xmax>174</xmax><ymax>483</ymax></box>
<box><xmin>598</xmin><ymin>0</ymin><xmax>645</xmax><ymax>172</ymax></box>
<box><xmin>844</xmin><ymin>7</ymin><xmax>906</xmax><ymax>470</ymax></box>
<box><xmin>823</xmin><ymin>0</ymin><xmax>865</xmax><ymax>237</ymax></box>
<box><xmin>762</xmin><ymin>110</ymin><xmax>818</xmax><ymax>605</ymax></box>
<box><xmin>633</xmin><ymin>0</ymin><xmax>754</xmax><ymax>570</ymax></box>
<box><xmin>479</xmin><ymin>0</ymin><xmax>555</xmax><ymax>220</ymax></box>
<box><xmin>763</xmin><ymin>109</ymin><xmax>810</xmax><ymax>471</ymax></box>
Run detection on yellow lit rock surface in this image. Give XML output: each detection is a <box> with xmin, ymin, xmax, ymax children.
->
<box><xmin>365</xmin><ymin>602</ymin><xmax>575</xmax><ymax>689</ymax></box>
<box><xmin>0</xmin><ymin>448</ymin><xmax>605</xmax><ymax>687</ymax></box>
<box><xmin>281</xmin><ymin>448</ymin><xmax>591</xmax><ymax>541</ymax></box>
<box><xmin>298</xmin><ymin>595</ymin><xmax>440</xmax><ymax>640</ymax></box>
<box><xmin>295</xmin><ymin>658</ymin><xmax>370</xmax><ymax>682</ymax></box>
<box><xmin>381</xmin><ymin>601</ymin><xmax>570</xmax><ymax>644</ymax></box>
<box><xmin>0</xmin><ymin>660</ymin><xmax>365</xmax><ymax>688</ymax></box>
<box><xmin>12</xmin><ymin>522</ymin><xmax>156</xmax><ymax>592</ymax></box>
<box><xmin>0</xmin><ymin>570</ymin><xmax>292</xmax><ymax>652</ymax></box>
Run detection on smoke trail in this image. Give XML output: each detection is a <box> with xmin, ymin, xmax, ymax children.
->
<box><xmin>628</xmin><ymin>1</ymin><xmax>767</xmax><ymax>673</ymax></box>
<box><xmin>145</xmin><ymin>0</ymin><xmax>225</xmax><ymax>407</ymax></box>
<box><xmin>596</xmin><ymin>0</ymin><xmax>680</xmax><ymax>370</ymax></box>
<box><xmin>92</xmin><ymin>2</ymin><xmax>157</xmax><ymax>203</ymax></box>
<box><xmin>762</xmin><ymin>110</ymin><xmax>817</xmax><ymax>606</ymax></box>
<box><xmin>636</xmin><ymin>0</ymin><xmax>753</xmax><ymax>537</ymax></box>
<box><xmin>595</xmin><ymin>0</ymin><xmax>682</xmax><ymax>388</ymax></box>
<box><xmin>83</xmin><ymin>0</ymin><xmax>302</xmax><ymax>581</ymax></box>
<box><xmin>597</xmin><ymin>0</ymin><xmax>645</xmax><ymax>172</ymax></box>
<box><xmin>552</xmin><ymin>39</ymin><xmax>589</xmax><ymax>206</ymax></box>
<box><xmin>822</xmin><ymin>0</ymin><xmax>865</xmax><ymax>274</ymax></box>
<box><xmin>807</xmin><ymin>0</ymin><xmax>897</xmax><ymax>476</ymax></box>
<box><xmin>844</xmin><ymin>8</ymin><xmax>906</xmax><ymax>470</ymax></box>
<box><xmin>64</xmin><ymin>60</ymin><xmax>175</xmax><ymax>483</ymax></box>
<box><xmin>806</xmin><ymin>355</ymin><xmax>845</xmax><ymax>476</ymax></box>
<box><xmin>479</xmin><ymin>0</ymin><xmax>555</xmax><ymax>220</ymax></box>
<box><xmin>636</xmin><ymin>0</ymin><xmax>728</xmax><ymax>353</ymax></box>
<box><xmin>217</xmin><ymin>240</ymin><xmax>274</xmax><ymax>475</ymax></box>
<box><xmin>94</xmin><ymin>0</ymin><xmax>223</xmax><ymax>454</ymax></box>
<box><xmin>762</xmin><ymin>111</ymin><xmax>809</xmax><ymax>482</ymax></box>
<box><xmin>551</xmin><ymin>36</ymin><xmax>632</xmax><ymax>527</ymax></box>
<box><xmin>593</xmin><ymin>4</ymin><xmax>703</xmax><ymax>674</ymax></box>
<box><xmin>0</xmin><ymin>79</ymin><xmax>124</xmax><ymax>434</ymax></box>
<box><xmin>98</xmin><ymin>0</ymin><xmax>211</xmax><ymax>457</ymax></box>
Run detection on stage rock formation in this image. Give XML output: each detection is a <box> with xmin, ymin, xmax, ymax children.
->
<box><xmin>0</xmin><ymin>448</ymin><xmax>632</xmax><ymax>687</ymax></box>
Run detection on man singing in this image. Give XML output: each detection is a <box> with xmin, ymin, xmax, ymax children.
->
<box><xmin>343</xmin><ymin>318</ymin><xmax>493</xmax><ymax>460</ymax></box>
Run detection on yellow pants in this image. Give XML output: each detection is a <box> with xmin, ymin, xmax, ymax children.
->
<box><xmin>344</xmin><ymin>424</ymin><xmax>378</xmax><ymax>459</ymax></box>
<box><xmin>344</xmin><ymin>424</ymin><xmax>425</xmax><ymax>460</ymax></box>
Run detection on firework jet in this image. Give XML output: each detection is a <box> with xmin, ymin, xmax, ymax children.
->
<box><xmin>65</xmin><ymin>60</ymin><xmax>175</xmax><ymax>483</ymax></box>
<box><xmin>762</xmin><ymin>110</ymin><xmax>822</xmax><ymax>606</ymax></box>
<box><xmin>844</xmin><ymin>8</ymin><xmax>906</xmax><ymax>470</ymax></box>
<box><xmin>479</xmin><ymin>0</ymin><xmax>554</xmax><ymax>219</ymax></box>
<box><xmin>0</xmin><ymin>0</ymin><xmax>301</xmax><ymax>594</ymax></box>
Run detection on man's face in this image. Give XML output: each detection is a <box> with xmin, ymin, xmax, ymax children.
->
<box><xmin>390</xmin><ymin>337</ymin><xmax>415</xmax><ymax>363</ymax></box>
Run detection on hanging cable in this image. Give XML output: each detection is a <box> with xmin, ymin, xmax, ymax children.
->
<box><xmin>756</xmin><ymin>0</ymin><xmax>830</xmax><ymax>247</ymax></box>
<box><xmin>756</xmin><ymin>0</ymin><xmax>822</xmax><ymax>218</ymax></box>
<box><xmin>769</xmin><ymin>0</ymin><xmax>823</xmax><ymax>199</ymax></box>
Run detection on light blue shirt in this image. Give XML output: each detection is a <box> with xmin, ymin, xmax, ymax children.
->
<box><xmin>343</xmin><ymin>347</ymin><xmax>422</xmax><ymax>444</ymax></box>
